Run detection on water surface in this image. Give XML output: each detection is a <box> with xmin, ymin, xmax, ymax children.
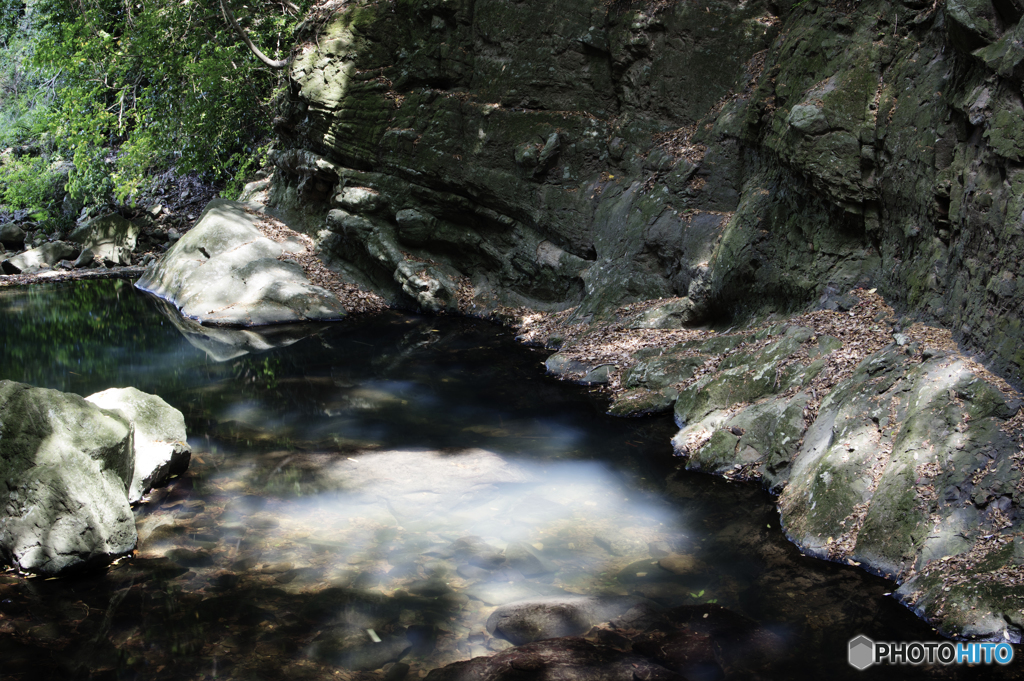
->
<box><xmin>0</xmin><ymin>281</ymin><xmax>1013</xmax><ymax>680</ymax></box>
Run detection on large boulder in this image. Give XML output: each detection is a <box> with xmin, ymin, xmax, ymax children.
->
<box><xmin>0</xmin><ymin>381</ymin><xmax>136</xmax><ymax>575</ymax></box>
<box><xmin>1</xmin><ymin>241</ymin><xmax>78</xmax><ymax>274</ymax></box>
<box><xmin>135</xmin><ymin>199</ymin><xmax>347</xmax><ymax>325</ymax></box>
<box><xmin>0</xmin><ymin>223</ymin><xmax>25</xmax><ymax>250</ymax></box>
<box><xmin>85</xmin><ymin>387</ymin><xmax>191</xmax><ymax>503</ymax></box>
<box><xmin>68</xmin><ymin>213</ymin><xmax>140</xmax><ymax>267</ymax></box>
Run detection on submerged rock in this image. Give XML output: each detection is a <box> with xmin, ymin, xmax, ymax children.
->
<box><xmin>136</xmin><ymin>199</ymin><xmax>347</xmax><ymax>325</ymax></box>
<box><xmin>630</xmin><ymin>604</ymin><xmax>785</xmax><ymax>679</ymax></box>
<box><xmin>503</xmin><ymin>542</ymin><xmax>555</xmax><ymax>577</ymax></box>
<box><xmin>320</xmin><ymin>448</ymin><xmax>533</xmax><ymax>529</ymax></box>
<box><xmin>0</xmin><ymin>381</ymin><xmax>136</xmax><ymax>575</ymax></box>
<box><xmin>486</xmin><ymin>597</ymin><xmax>642</xmax><ymax>645</ymax></box>
<box><xmin>423</xmin><ymin>637</ymin><xmax>683</xmax><ymax>681</ymax></box>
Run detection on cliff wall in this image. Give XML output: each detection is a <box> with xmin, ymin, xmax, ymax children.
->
<box><xmin>268</xmin><ymin>0</ymin><xmax>1024</xmax><ymax>387</ymax></box>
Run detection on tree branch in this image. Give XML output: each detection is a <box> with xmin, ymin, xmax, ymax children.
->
<box><xmin>220</xmin><ymin>0</ymin><xmax>290</xmax><ymax>69</ymax></box>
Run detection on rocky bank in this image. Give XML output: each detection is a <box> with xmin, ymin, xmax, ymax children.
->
<box><xmin>246</xmin><ymin>0</ymin><xmax>1024</xmax><ymax>641</ymax></box>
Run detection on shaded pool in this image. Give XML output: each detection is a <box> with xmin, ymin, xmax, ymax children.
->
<box><xmin>0</xmin><ymin>280</ymin><xmax>1013</xmax><ymax>680</ymax></box>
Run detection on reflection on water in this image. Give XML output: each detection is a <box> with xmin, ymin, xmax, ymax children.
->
<box><xmin>151</xmin><ymin>297</ymin><xmax>329</xmax><ymax>362</ymax></box>
<box><xmin>0</xmin><ymin>281</ymin><xmax>1012</xmax><ymax>680</ymax></box>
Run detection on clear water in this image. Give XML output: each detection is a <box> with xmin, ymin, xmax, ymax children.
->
<box><xmin>0</xmin><ymin>280</ymin><xmax>1014</xmax><ymax>680</ymax></box>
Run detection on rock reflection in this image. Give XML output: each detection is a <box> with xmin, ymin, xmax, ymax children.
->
<box><xmin>152</xmin><ymin>297</ymin><xmax>330</xmax><ymax>362</ymax></box>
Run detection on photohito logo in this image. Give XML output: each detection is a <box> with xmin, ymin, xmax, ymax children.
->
<box><xmin>849</xmin><ymin>635</ymin><xmax>1014</xmax><ymax>669</ymax></box>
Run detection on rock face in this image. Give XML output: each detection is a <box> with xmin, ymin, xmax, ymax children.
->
<box><xmin>68</xmin><ymin>213</ymin><xmax>140</xmax><ymax>267</ymax></box>
<box><xmin>0</xmin><ymin>381</ymin><xmax>136</xmax><ymax>575</ymax></box>
<box><xmin>135</xmin><ymin>199</ymin><xmax>347</xmax><ymax>325</ymax></box>
<box><xmin>269</xmin><ymin>0</ymin><xmax>1024</xmax><ymax>386</ymax></box>
<box><xmin>269</xmin><ymin>0</ymin><xmax>783</xmax><ymax>317</ymax></box>
<box><xmin>85</xmin><ymin>387</ymin><xmax>191</xmax><ymax>503</ymax></box>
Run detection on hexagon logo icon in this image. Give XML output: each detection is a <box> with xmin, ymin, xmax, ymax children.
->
<box><xmin>849</xmin><ymin>635</ymin><xmax>875</xmax><ymax>670</ymax></box>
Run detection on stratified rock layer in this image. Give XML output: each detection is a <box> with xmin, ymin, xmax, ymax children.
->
<box><xmin>271</xmin><ymin>0</ymin><xmax>1024</xmax><ymax>384</ymax></box>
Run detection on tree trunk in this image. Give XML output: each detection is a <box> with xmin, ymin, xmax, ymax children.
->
<box><xmin>220</xmin><ymin>0</ymin><xmax>290</xmax><ymax>69</ymax></box>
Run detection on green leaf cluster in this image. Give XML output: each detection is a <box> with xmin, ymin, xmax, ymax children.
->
<box><xmin>0</xmin><ymin>154</ymin><xmax>65</xmax><ymax>224</ymax></box>
<box><xmin>0</xmin><ymin>3</ymin><xmax>55</xmax><ymax>149</ymax></box>
<box><xmin>1</xmin><ymin>0</ymin><xmax>306</xmax><ymax>212</ymax></box>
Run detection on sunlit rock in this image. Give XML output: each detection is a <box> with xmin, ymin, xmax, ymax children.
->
<box><xmin>1</xmin><ymin>241</ymin><xmax>78</xmax><ymax>274</ymax></box>
<box><xmin>627</xmin><ymin>298</ymin><xmax>699</xmax><ymax>329</ymax></box>
<box><xmin>86</xmin><ymin>386</ymin><xmax>191</xmax><ymax>503</ymax></box>
<box><xmin>136</xmin><ymin>198</ymin><xmax>347</xmax><ymax>325</ymax></box>
<box><xmin>68</xmin><ymin>213</ymin><xmax>140</xmax><ymax>267</ymax></box>
<box><xmin>0</xmin><ymin>380</ymin><xmax>136</xmax><ymax>575</ymax></box>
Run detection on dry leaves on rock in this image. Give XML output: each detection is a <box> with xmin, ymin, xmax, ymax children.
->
<box><xmin>917</xmin><ymin>534</ymin><xmax>1024</xmax><ymax>596</ymax></box>
<box><xmin>652</xmin><ymin>123</ymin><xmax>705</xmax><ymax>166</ymax></box>
<box><xmin>244</xmin><ymin>208</ymin><xmax>387</xmax><ymax>315</ymax></box>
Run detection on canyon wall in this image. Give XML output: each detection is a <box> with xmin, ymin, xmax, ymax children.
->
<box><xmin>268</xmin><ymin>0</ymin><xmax>1024</xmax><ymax>386</ymax></box>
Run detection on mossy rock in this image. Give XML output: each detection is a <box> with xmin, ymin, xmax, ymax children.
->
<box><xmin>608</xmin><ymin>387</ymin><xmax>680</xmax><ymax>417</ymax></box>
<box><xmin>674</xmin><ymin>345</ymin><xmax>816</xmax><ymax>427</ymax></box>
<box><xmin>680</xmin><ymin>389</ymin><xmax>811</xmax><ymax>481</ymax></box>
<box><xmin>623</xmin><ymin>354</ymin><xmax>706</xmax><ymax>390</ymax></box>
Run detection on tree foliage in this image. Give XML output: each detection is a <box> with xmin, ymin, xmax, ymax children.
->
<box><xmin>0</xmin><ymin>0</ymin><xmax>306</xmax><ymax>215</ymax></box>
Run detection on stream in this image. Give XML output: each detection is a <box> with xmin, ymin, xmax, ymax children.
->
<box><xmin>0</xmin><ymin>280</ymin><xmax>1014</xmax><ymax>680</ymax></box>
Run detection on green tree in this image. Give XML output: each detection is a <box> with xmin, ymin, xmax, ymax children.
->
<box><xmin>13</xmin><ymin>0</ymin><xmax>306</xmax><ymax>209</ymax></box>
<box><xmin>0</xmin><ymin>1</ymin><xmax>65</xmax><ymax>225</ymax></box>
